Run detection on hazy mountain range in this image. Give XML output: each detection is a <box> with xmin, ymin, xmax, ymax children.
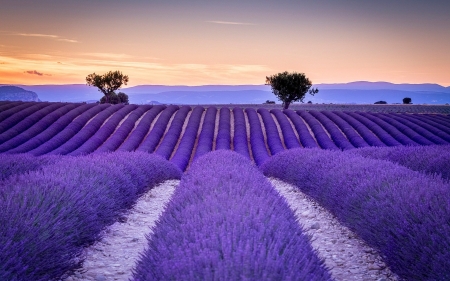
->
<box><xmin>1</xmin><ymin>82</ymin><xmax>449</xmax><ymax>105</ymax></box>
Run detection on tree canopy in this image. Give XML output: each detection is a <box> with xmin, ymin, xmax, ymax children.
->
<box><xmin>265</xmin><ymin>71</ymin><xmax>318</xmax><ymax>109</ymax></box>
<box><xmin>403</xmin><ymin>97</ymin><xmax>412</xmax><ymax>104</ymax></box>
<box><xmin>86</xmin><ymin>71</ymin><xmax>129</xmax><ymax>104</ymax></box>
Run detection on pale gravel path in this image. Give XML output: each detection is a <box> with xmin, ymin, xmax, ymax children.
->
<box><xmin>269</xmin><ymin>177</ymin><xmax>399</xmax><ymax>281</ymax></box>
<box><xmin>65</xmin><ymin>180</ymin><xmax>179</xmax><ymax>281</ymax></box>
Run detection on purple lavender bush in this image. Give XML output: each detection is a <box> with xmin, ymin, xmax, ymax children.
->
<box><xmin>348</xmin><ymin>144</ymin><xmax>450</xmax><ymax>181</ymax></box>
<box><xmin>262</xmin><ymin>148</ymin><xmax>450</xmax><ymax>280</ymax></box>
<box><xmin>0</xmin><ymin>153</ymin><xmax>61</xmax><ymax>181</ymax></box>
<box><xmin>132</xmin><ymin>150</ymin><xmax>332</xmax><ymax>281</ymax></box>
<box><xmin>232</xmin><ymin>107</ymin><xmax>251</xmax><ymax>159</ymax></box>
<box><xmin>0</xmin><ymin>152</ymin><xmax>181</xmax><ymax>281</ymax></box>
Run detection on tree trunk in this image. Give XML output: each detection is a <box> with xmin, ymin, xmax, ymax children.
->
<box><xmin>283</xmin><ymin>100</ymin><xmax>291</xmax><ymax>110</ymax></box>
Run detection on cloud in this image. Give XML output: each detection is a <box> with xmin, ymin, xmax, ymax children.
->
<box><xmin>24</xmin><ymin>70</ymin><xmax>51</xmax><ymax>76</ymax></box>
<box><xmin>206</xmin><ymin>21</ymin><xmax>256</xmax><ymax>26</ymax></box>
<box><xmin>16</xmin><ymin>33</ymin><xmax>78</xmax><ymax>43</ymax></box>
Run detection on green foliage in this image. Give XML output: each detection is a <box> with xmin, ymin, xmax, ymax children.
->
<box><xmin>403</xmin><ymin>97</ymin><xmax>412</xmax><ymax>104</ymax></box>
<box><xmin>265</xmin><ymin>71</ymin><xmax>318</xmax><ymax>109</ymax></box>
<box><xmin>100</xmin><ymin>92</ymin><xmax>129</xmax><ymax>105</ymax></box>
<box><xmin>86</xmin><ymin>71</ymin><xmax>129</xmax><ymax>104</ymax></box>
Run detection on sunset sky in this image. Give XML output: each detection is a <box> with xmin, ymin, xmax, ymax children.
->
<box><xmin>1</xmin><ymin>0</ymin><xmax>449</xmax><ymax>86</ymax></box>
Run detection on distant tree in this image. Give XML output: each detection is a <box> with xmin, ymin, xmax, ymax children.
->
<box><xmin>374</xmin><ymin>101</ymin><xmax>387</xmax><ymax>104</ymax></box>
<box><xmin>264</xmin><ymin>100</ymin><xmax>276</xmax><ymax>104</ymax></box>
<box><xmin>86</xmin><ymin>70</ymin><xmax>129</xmax><ymax>104</ymax></box>
<box><xmin>99</xmin><ymin>92</ymin><xmax>129</xmax><ymax>105</ymax></box>
<box><xmin>265</xmin><ymin>71</ymin><xmax>318</xmax><ymax>109</ymax></box>
<box><xmin>403</xmin><ymin>97</ymin><xmax>412</xmax><ymax>104</ymax></box>
<box><xmin>307</xmin><ymin>101</ymin><xmax>312</xmax><ymax>104</ymax></box>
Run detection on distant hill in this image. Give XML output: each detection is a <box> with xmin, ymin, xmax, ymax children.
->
<box><xmin>3</xmin><ymin>81</ymin><xmax>449</xmax><ymax>104</ymax></box>
<box><xmin>0</xmin><ymin>86</ymin><xmax>40</xmax><ymax>102</ymax></box>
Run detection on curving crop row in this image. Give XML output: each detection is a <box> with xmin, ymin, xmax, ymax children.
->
<box><xmin>297</xmin><ymin>111</ymin><xmax>339</xmax><ymax>150</ymax></box>
<box><xmin>348</xmin><ymin>144</ymin><xmax>450</xmax><ymax>181</ymax></box>
<box><xmin>283</xmin><ymin>110</ymin><xmax>318</xmax><ymax>148</ymax></box>
<box><xmin>136</xmin><ymin>105</ymin><xmax>180</xmax><ymax>153</ymax></box>
<box><xmin>308</xmin><ymin>110</ymin><xmax>355</xmax><ymax>150</ymax></box>
<box><xmin>232</xmin><ymin>107</ymin><xmax>250</xmax><ymax>159</ymax></box>
<box><xmin>0</xmin><ymin>102</ymin><xmax>36</xmax><ymax>123</ymax></box>
<box><xmin>0</xmin><ymin>103</ymin><xmax>68</xmax><ymax>145</ymax></box>
<box><xmin>69</xmin><ymin>105</ymin><xmax>139</xmax><ymax>156</ymax></box>
<box><xmin>28</xmin><ymin>104</ymin><xmax>110</xmax><ymax>156</ymax></box>
<box><xmin>372</xmin><ymin>112</ymin><xmax>435</xmax><ymax>145</ymax></box>
<box><xmin>0</xmin><ymin>152</ymin><xmax>181</xmax><ymax>281</ymax></box>
<box><xmin>6</xmin><ymin>104</ymin><xmax>97</xmax><ymax>154</ymax></box>
<box><xmin>426</xmin><ymin>114</ymin><xmax>450</xmax><ymax>126</ymax></box>
<box><xmin>344</xmin><ymin>112</ymin><xmax>401</xmax><ymax>146</ymax></box>
<box><xmin>381</xmin><ymin>113</ymin><xmax>448</xmax><ymax>145</ymax></box>
<box><xmin>357</xmin><ymin>112</ymin><xmax>418</xmax><ymax>146</ymax></box>
<box><xmin>409</xmin><ymin>114</ymin><xmax>450</xmax><ymax>135</ymax></box>
<box><xmin>396</xmin><ymin>114</ymin><xmax>450</xmax><ymax>142</ymax></box>
<box><xmin>0</xmin><ymin>153</ymin><xmax>61</xmax><ymax>181</ymax></box>
<box><xmin>215</xmin><ymin>107</ymin><xmax>231</xmax><ymax>150</ymax></box>
<box><xmin>95</xmin><ymin>105</ymin><xmax>153</xmax><ymax>153</ymax></box>
<box><xmin>245</xmin><ymin>108</ymin><xmax>270</xmax><ymax>166</ymax></box>
<box><xmin>332</xmin><ymin>111</ymin><xmax>386</xmax><ymax>147</ymax></box>
<box><xmin>321</xmin><ymin>111</ymin><xmax>370</xmax><ymax>148</ymax></box>
<box><xmin>170</xmin><ymin>106</ymin><xmax>204</xmax><ymax>171</ymax></box>
<box><xmin>270</xmin><ymin>109</ymin><xmax>301</xmax><ymax>149</ymax></box>
<box><xmin>0</xmin><ymin>103</ymin><xmax>81</xmax><ymax>152</ymax></box>
<box><xmin>0</xmin><ymin>101</ymin><xmax>23</xmax><ymax>112</ymax></box>
<box><xmin>47</xmin><ymin>104</ymin><xmax>125</xmax><ymax>155</ymax></box>
<box><xmin>117</xmin><ymin>105</ymin><xmax>166</xmax><ymax>152</ymax></box>
<box><xmin>154</xmin><ymin>106</ymin><xmax>192</xmax><ymax>159</ymax></box>
<box><xmin>132</xmin><ymin>150</ymin><xmax>332</xmax><ymax>281</ymax></box>
<box><xmin>0</xmin><ymin>102</ymin><xmax>52</xmax><ymax>134</ymax></box>
<box><xmin>257</xmin><ymin>108</ymin><xmax>285</xmax><ymax>155</ymax></box>
<box><xmin>262</xmin><ymin>148</ymin><xmax>450</xmax><ymax>281</ymax></box>
<box><xmin>193</xmin><ymin>106</ymin><xmax>217</xmax><ymax>161</ymax></box>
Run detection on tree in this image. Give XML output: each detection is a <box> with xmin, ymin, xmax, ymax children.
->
<box><xmin>265</xmin><ymin>71</ymin><xmax>318</xmax><ymax>109</ymax></box>
<box><xmin>403</xmin><ymin>97</ymin><xmax>412</xmax><ymax>104</ymax></box>
<box><xmin>86</xmin><ymin>71</ymin><xmax>129</xmax><ymax>104</ymax></box>
<box><xmin>99</xmin><ymin>92</ymin><xmax>129</xmax><ymax>105</ymax></box>
<box><xmin>374</xmin><ymin>101</ymin><xmax>387</xmax><ymax>104</ymax></box>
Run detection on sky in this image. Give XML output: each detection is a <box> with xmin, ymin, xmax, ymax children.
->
<box><xmin>0</xmin><ymin>0</ymin><xmax>449</xmax><ymax>86</ymax></box>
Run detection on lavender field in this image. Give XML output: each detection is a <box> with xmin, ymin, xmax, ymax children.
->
<box><xmin>1</xmin><ymin>100</ymin><xmax>450</xmax><ymax>280</ymax></box>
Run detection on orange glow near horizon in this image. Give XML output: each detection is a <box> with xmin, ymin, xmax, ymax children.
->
<box><xmin>1</xmin><ymin>1</ymin><xmax>449</xmax><ymax>87</ymax></box>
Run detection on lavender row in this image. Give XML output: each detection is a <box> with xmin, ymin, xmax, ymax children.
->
<box><xmin>95</xmin><ymin>105</ymin><xmax>153</xmax><ymax>153</ymax></box>
<box><xmin>308</xmin><ymin>110</ymin><xmax>355</xmax><ymax>150</ymax></box>
<box><xmin>0</xmin><ymin>103</ymin><xmax>81</xmax><ymax>152</ymax></box>
<box><xmin>371</xmin><ymin>112</ymin><xmax>435</xmax><ymax>145</ymax></box>
<box><xmin>69</xmin><ymin>105</ymin><xmax>139</xmax><ymax>156</ymax></box>
<box><xmin>332</xmin><ymin>111</ymin><xmax>386</xmax><ymax>147</ymax></box>
<box><xmin>7</xmin><ymin>104</ymin><xmax>97</xmax><ymax>154</ymax></box>
<box><xmin>0</xmin><ymin>153</ymin><xmax>61</xmax><ymax>181</ymax></box>
<box><xmin>0</xmin><ymin>103</ymin><xmax>67</xmax><ymax>144</ymax></box>
<box><xmin>215</xmin><ymin>107</ymin><xmax>231</xmax><ymax>150</ymax></box>
<box><xmin>297</xmin><ymin>111</ymin><xmax>339</xmax><ymax>150</ymax></box>
<box><xmin>245</xmin><ymin>108</ymin><xmax>270</xmax><ymax>166</ymax></box>
<box><xmin>424</xmin><ymin>113</ymin><xmax>450</xmax><ymax>127</ymax></box>
<box><xmin>0</xmin><ymin>102</ymin><xmax>52</xmax><ymax>134</ymax></box>
<box><xmin>262</xmin><ymin>149</ymin><xmax>450</xmax><ymax>280</ymax></box>
<box><xmin>283</xmin><ymin>109</ymin><xmax>319</xmax><ymax>148</ymax></box>
<box><xmin>381</xmin><ymin>113</ymin><xmax>449</xmax><ymax>144</ymax></box>
<box><xmin>357</xmin><ymin>112</ymin><xmax>418</xmax><ymax>145</ymax></box>
<box><xmin>394</xmin><ymin>113</ymin><xmax>450</xmax><ymax>142</ymax></box>
<box><xmin>257</xmin><ymin>108</ymin><xmax>285</xmax><ymax>155</ymax></box>
<box><xmin>0</xmin><ymin>102</ymin><xmax>36</xmax><ymax>123</ymax></box>
<box><xmin>320</xmin><ymin>111</ymin><xmax>370</xmax><ymax>148</ymax></box>
<box><xmin>232</xmin><ymin>107</ymin><xmax>251</xmax><ymax>159</ymax></box>
<box><xmin>132</xmin><ymin>150</ymin><xmax>332</xmax><ymax>281</ymax></box>
<box><xmin>0</xmin><ymin>101</ymin><xmax>23</xmax><ymax>113</ymax></box>
<box><xmin>170</xmin><ymin>106</ymin><xmax>204</xmax><ymax>171</ymax></box>
<box><xmin>348</xmin><ymin>145</ymin><xmax>450</xmax><ymax>180</ymax></box>
<box><xmin>407</xmin><ymin>114</ymin><xmax>450</xmax><ymax>136</ymax></box>
<box><xmin>270</xmin><ymin>109</ymin><xmax>301</xmax><ymax>149</ymax></box>
<box><xmin>193</xmin><ymin>106</ymin><xmax>217</xmax><ymax>160</ymax></box>
<box><xmin>154</xmin><ymin>106</ymin><xmax>192</xmax><ymax>159</ymax></box>
<box><xmin>117</xmin><ymin>105</ymin><xmax>166</xmax><ymax>151</ymax></box>
<box><xmin>0</xmin><ymin>152</ymin><xmax>181</xmax><ymax>281</ymax></box>
<box><xmin>343</xmin><ymin>112</ymin><xmax>401</xmax><ymax>146</ymax></box>
<box><xmin>136</xmin><ymin>105</ymin><xmax>180</xmax><ymax>153</ymax></box>
<box><xmin>47</xmin><ymin>104</ymin><xmax>124</xmax><ymax>155</ymax></box>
